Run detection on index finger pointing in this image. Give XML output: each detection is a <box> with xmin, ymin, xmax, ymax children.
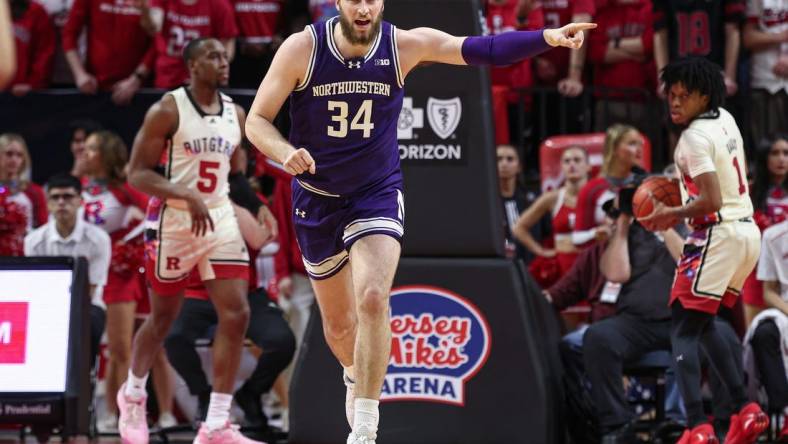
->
<box><xmin>570</xmin><ymin>22</ymin><xmax>598</xmax><ymax>31</ymax></box>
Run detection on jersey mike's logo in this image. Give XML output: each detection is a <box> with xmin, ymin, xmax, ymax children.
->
<box><xmin>0</xmin><ymin>302</ymin><xmax>29</xmax><ymax>364</ymax></box>
<box><xmin>381</xmin><ymin>286</ymin><xmax>491</xmax><ymax>406</ymax></box>
<box><xmin>427</xmin><ymin>97</ymin><xmax>462</xmax><ymax>140</ymax></box>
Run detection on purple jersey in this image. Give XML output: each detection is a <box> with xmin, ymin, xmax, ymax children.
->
<box><xmin>289</xmin><ymin>17</ymin><xmax>405</xmax><ymax>196</ymax></box>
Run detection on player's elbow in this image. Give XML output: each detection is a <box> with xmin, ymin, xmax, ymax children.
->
<box><xmin>705</xmin><ymin>192</ymin><xmax>723</xmax><ymax>213</ymax></box>
<box><xmin>127</xmin><ymin>166</ymin><xmax>144</xmax><ymax>190</ymax></box>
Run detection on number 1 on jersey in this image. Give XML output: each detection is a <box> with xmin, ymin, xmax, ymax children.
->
<box><xmin>327</xmin><ymin>100</ymin><xmax>374</xmax><ymax>138</ymax></box>
<box><xmin>732</xmin><ymin>157</ymin><xmax>746</xmax><ymax>195</ymax></box>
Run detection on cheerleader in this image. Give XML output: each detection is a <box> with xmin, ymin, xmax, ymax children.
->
<box><xmin>0</xmin><ymin>133</ymin><xmax>47</xmax><ymax>255</ymax></box>
<box><xmin>81</xmin><ymin>130</ymin><xmax>176</xmax><ymax>429</ymax></box>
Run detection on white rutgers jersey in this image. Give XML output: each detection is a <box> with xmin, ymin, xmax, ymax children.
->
<box><xmin>674</xmin><ymin>107</ymin><xmax>754</xmax><ymax>227</ymax></box>
<box><xmin>163</xmin><ymin>87</ymin><xmax>241</xmax><ymax>209</ymax></box>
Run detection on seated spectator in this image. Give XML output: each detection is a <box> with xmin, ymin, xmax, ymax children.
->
<box><xmin>652</xmin><ymin>0</ymin><xmax>744</xmax><ymax>98</ymax></box>
<box><xmin>573</xmin><ymin>124</ymin><xmax>646</xmax><ymax>248</ymax></box>
<box><xmin>24</xmin><ymin>173</ymin><xmax>110</xmax><ymax>371</ymax></box>
<box><xmin>7</xmin><ymin>0</ymin><xmax>55</xmax><ymax>95</ymax></box>
<box><xmin>513</xmin><ymin>145</ymin><xmax>589</xmax><ymax>276</ymax></box>
<box><xmin>139</xmin><ymin>0</ymin><xmax>238</xmax><ymax>89</ymax></box>
<box><xmin>587</xmin><ymin>0</ymin><xmax>655</xmax><ymax>131</ymax></box>
<box><xmin>230</xmin><ymin>0</ymin><xmax>283</xmax><ymax>88</ymax></box>
<box><xmin>744</xmin><ymin>219</ymin><xmax>788</xmax><ymax>440</ymax></box>
<box><xmin>742</xmin><ymin>134</ymin><xmax>788</xmax><ymax>326</ymax></box>
<box><xmin>497</xmin><ymin>143</ymin><xmax>550</xmax><ymax>264</ymax></box>
<box><xmin>62</xmin><ymin>0</ymin><xmax>155</xmax><ymax>105</ymax></box>
<box><xmin>0</xmin><ymin>133</ymin><xmax>48</xmax><ymax>233</ymax></box>
<box><xmin>743</xmin><ymin>0</ymin><xmax>788</xmax><ymax>149</ymax></box>
<box><xmin>584</xmin><ymin>203</ymin><xmax>683</xmax><ymax>442</ymax></box>
<box><xmin>165</xmin><ymin>204</ymin><xmax>294</xmax><ymax>441</ymax></box>
<box><xmin>68</xmin><ymin>118</ymin><xmax>102</xmax><ymax>178</ymax></box>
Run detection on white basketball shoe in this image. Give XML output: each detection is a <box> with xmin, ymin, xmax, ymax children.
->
<box><xmin>343</xmin><ymin>372</ymin><xmax>355</xmax><ymax>428</ymax></box>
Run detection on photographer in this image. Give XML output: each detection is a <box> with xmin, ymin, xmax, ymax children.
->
<box><xmin>584</xmin><ymin>185</ymin><xmax>682</xmax><ymax>442</ymax></box>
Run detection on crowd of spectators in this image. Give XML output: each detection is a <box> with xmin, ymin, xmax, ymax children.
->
<box><xmin>2</xmin><ymin>0</ymin><xmax>787</xmax><ymax>442</ymax></box>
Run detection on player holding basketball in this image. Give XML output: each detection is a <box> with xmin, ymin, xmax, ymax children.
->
<box><xmin>119</xmin><ymin>37</ymin><xmax>276</xmax><ymax>444</ymax></box>
<box><xmin>245</xmin><ymin>1</ymin><xmax>595</xmax><ymax>442</ymax></box>
<box><xmin>642</xmin><ymin>57</ymin><xmax>768</xmax><ymax>443</ymax></box>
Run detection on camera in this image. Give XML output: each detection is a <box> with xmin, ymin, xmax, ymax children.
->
<box><xmin>602</xmin><ymin>169</ymin><xmax>649</xmax><ymax>219</ymax></box>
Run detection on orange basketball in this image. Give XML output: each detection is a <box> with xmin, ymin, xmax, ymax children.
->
<box><xmin>633</xmin><ymin>176</ymin><xmax>682</xmax><ymax>231</ymax></box>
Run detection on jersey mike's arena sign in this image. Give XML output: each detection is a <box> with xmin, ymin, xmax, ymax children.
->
<box><xmin>381</xmin><ymin>286</ymin><xmax>491</xmax><ymax>406</ymax></box>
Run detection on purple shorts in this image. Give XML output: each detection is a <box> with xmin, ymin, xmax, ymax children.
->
<box><xmin>292</xmin><ymin>175</ymin><xmax>405</xmax><ymax>280</ymax></box>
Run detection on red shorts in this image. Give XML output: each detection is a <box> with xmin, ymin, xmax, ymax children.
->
<box><xmin>103</xmin><ymin>270</ymin><xmax>146</xmax><ymax>305</ymax></box>
<box><xmin>741</xmin><ymin>271</ymin><xmax>765</xmax><ymax>307</ymax></box>
<box><xmin>670</xmin><ymin>221</ymin><xmax>761</xmax><ymax>314</ymax></box>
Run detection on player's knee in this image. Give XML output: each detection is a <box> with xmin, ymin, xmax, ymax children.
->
<box><xmin>323</xmin><ymin>314</ymin><xmax>356</xmax><ymax>343</ymax></box>
<box><xmin>108</xmin><ymin>342</ymin><xmax>132</xmax><ymax>366</ymax></box>
<box><xmin>148</xmin><ymin>311</ymin><xmax>180</xmax><ymax>340</ymax></box>
<box><xmin>357</xmin><ymin>286</ymin><xmax>389</xmax><ymax>319</ymax></box>
<box><xmin>220</xmin><ymin>304</ymin><xmax>251</xmax><ymax>333</ymax></box>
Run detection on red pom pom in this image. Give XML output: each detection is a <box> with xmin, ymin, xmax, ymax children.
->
<box><xmin>0</xmin><ymin>193</ymin><xmax>28</xmax><ymax>256</ymax></box>
<box><xmin>529</xmin><ymin>255</ymin><xmax>562</xmax><ymax>289</ymax></box>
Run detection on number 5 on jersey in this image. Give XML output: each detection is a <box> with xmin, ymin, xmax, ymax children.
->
<box><xmin>198</xmin><ymin>160</ymin><xmax>220</xmax><ymax>193</ymax></box>
<box><xmin>328</xmin><ymin>100</ymin><xmax>374</xmax><ymax>138</ymax></box>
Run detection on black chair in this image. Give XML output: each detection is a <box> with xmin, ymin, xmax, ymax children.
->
<box><xmin>624</xmin><ymin>351</ymin><xmax>684</xmax><ymax>443</ymax></box>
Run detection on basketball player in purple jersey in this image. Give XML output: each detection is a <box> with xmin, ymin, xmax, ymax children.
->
<box><xmin>246</xmin><ymin>2</ymin><xmax>595</xmax><ymax>442</ymax></box>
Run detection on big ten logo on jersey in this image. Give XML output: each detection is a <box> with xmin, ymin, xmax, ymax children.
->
<box><xmin>397</xmin><ymin>95</ymin><xmax>466</xmax><ymax>165</ymax></box>
<box><xmin>0</xmin><ymin>302</ymin><xmax>29</xmax><ymax>364</ymax></box>
<box><xmin>381</xmin><ymin>286</ymin><xmax>491</xmax><ymax>406</ymax></box>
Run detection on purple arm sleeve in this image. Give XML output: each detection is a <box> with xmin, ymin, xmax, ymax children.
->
<box><xmin>461</xmin><ymin>30</ymin><xmax>551</xmax><ymax>66</ymax></box>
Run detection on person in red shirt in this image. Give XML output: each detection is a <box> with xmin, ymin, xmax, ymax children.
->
<box><xmin>573</xmin><ymin>124</ymin><xmax>646</xmax><ymax>248</ymax></box>
<box><xmin>0</xmin><ymin>133</ymin><xmax>48</xmax><ymax>255</ymax></box>
<box><xmin>486</xmin><ymin>0</ymin><xmax>544</xmax><ymax>144</ymax></box>
<box><xmin>742</xmin><ymin>135</ymin><xmax>788</xmax><ymax>326</ymax></box>
<box><xmin>7</xmin><ymin>0</ymin><xmax>55</xmax><ymax>95</ymax></box>
<box><xmin>230</xmin><ymin>0</ymin><xmax>284</xmax><ymax>88</ymax></box>
<box><xmin>139</xmin><ymin>0</ymin><xmax>238</xmax><ymax>89</ymax></box>
<box><xmin>62</xmin><ymin>0</ymin><xmax>156</xmax><ymax>105</ymax></box>
<box><xmin>78</xmin><ymin>130</ymin><xmax>158</xmax><ymax>431</ymax></box>
<box><xmin>536</xmin><ymin>0</ymin><xmax>595</xmax><ymax>96</ymax></box>
<box><xmin>514</xmin><ymin>146</ymin><xmax>590</xmax><ymax>275</ymax></box>
<box><xmin>588</xmin><ymin>0</ymin><xmax>655</xmax><ymax>131</ymax></box>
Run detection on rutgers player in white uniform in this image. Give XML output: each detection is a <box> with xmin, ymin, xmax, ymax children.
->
<box><xmin>642</xmin><ymin>57</ymin><xmax>768</xmax><ymax>444</ymax></box>
<box><xmin>119</xmin><ymin>37</ymin><xmax>274</xmax><ymax>444</ymax></box>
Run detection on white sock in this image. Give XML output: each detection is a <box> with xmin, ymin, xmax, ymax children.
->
<box><xmin>343</xmin><ymin>365</ymin><xmax>355</xmax><ymax>383</ymax></box>
<box><xmin>124</xmin><ymin>370</ymin><xmax>149</xmax><ymax>401</ymax></box>
<box><xmin>352</xmin><ymin>398</ymin><xmax>379</xmax><ymax>438</ymax></box>
<box><xmin>205</xmin><ymin>392</ymin><xmax>233</xmax><ymax>431</ymax></box>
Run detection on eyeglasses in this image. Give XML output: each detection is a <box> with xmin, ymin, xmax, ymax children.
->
<box><xmin>48</xmin><ymin>193</ymin><xmax>79</xmax><ymax>202</ymax></box>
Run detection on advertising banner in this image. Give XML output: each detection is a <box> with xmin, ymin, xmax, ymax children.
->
<box><xmin>289</xmin><ymin>257</ymin><xmax>564</xmax><ymax>444</ymax></box>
